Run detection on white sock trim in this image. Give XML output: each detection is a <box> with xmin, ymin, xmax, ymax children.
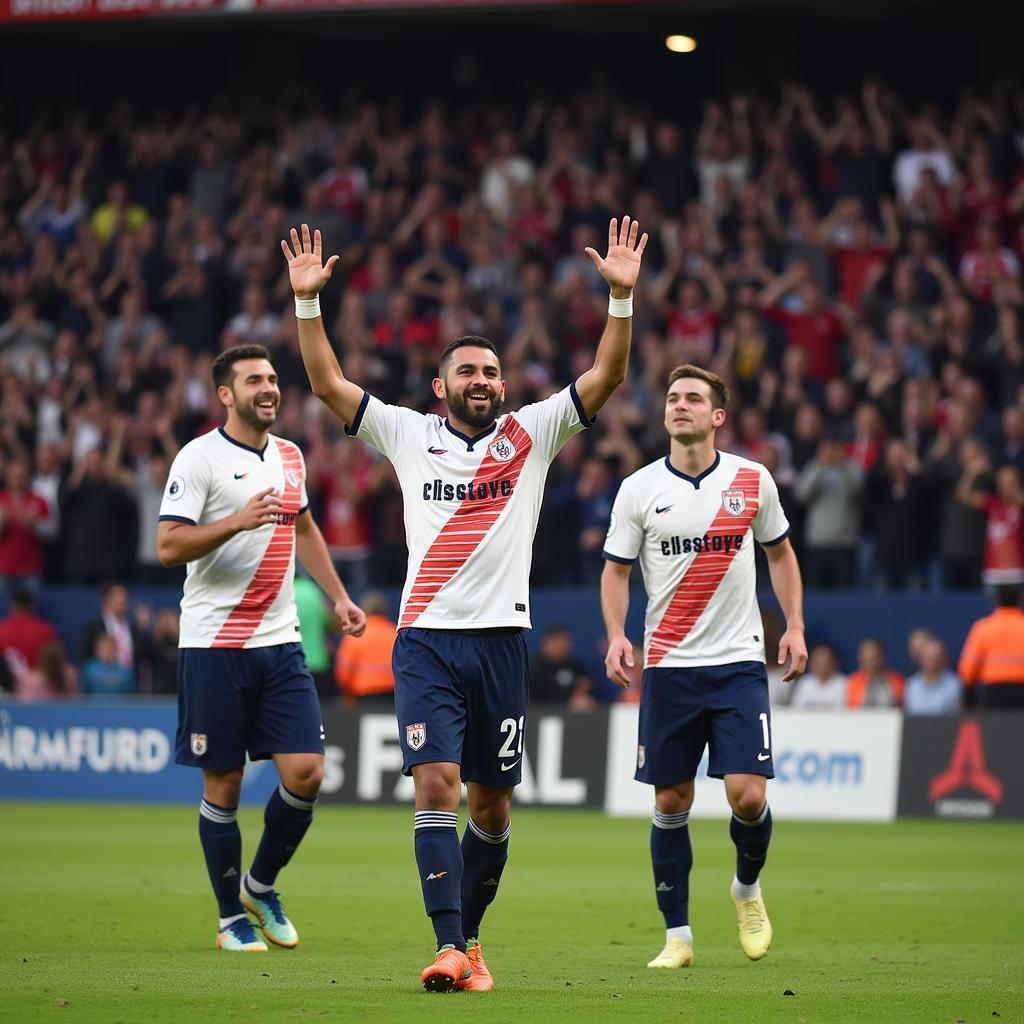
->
<box><xmin>278</xmin><ymin>783</ymin><xmax>316</xmax><ymax>811</ymax></box>
<box><xmin>653</xmin><ymin>809</ymin><xmax>690</xmax><ymax>829</ymax></box>
<box><xmin>732</xmin><ymin>802</ymin><xmax>768</xmax><ymax>827</ymax></box>
<box><xmin>467</xmin><ymin>817</ymin><xmax>511</xmax><ymax>844</ymax></box>
<box><xmin>732</xmin><ymin>876</ymin><xmax>761</xmax><ymax>901</ymax></box>
<box><xmin>666</xmin><ymin>925</ymin><xmax>693</xmax><ymax>944</ymax></box>
<box><xmin>414</xmin><ymin>810</ymin><xmax>459</xmax><ymax>831</ymax></box>
<box><xmin>218</xmin><ymin>913</ymin><xmax>247</xmax><ymax>930</ymax></box>
<box><xmin>244</xmin><ymin>872</ymin><xmax>273</xmax><ymax>895</ymax></box>
<box><xmin>200</xmin><ymin>799</ymin><xmax>237</xmax><ymax>824</ymax></box>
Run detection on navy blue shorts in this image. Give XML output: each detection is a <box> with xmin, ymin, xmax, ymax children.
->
<box><xmin>635</xmin><ymin>661</ymin><xmax>774</xmax><ymax>785</ymax></box>
<box><xmin>175</xmin><ymin>643</ymin><xmax>324</xmax><ymax>771</ymax></box>
<box><xmin>393</xmin><ymin>627</ymin><xmax>529</xmax><ymax>787</ymax></box>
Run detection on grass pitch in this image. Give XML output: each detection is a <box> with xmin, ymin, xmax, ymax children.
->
<box><xmin>2</xmin><ymin>804</ymin><xmax>1021</xmax><ymax>1023</ymax></box>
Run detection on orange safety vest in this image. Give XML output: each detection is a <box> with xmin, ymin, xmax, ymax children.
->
<box><xmin>334</xmin><ymin>614</ymin><xmax>396</xmax><ymax>697</ymax></box>
<box><xmin>957</xmin><ymin>607</ymin><xmax>1024</xmax><ymax>687</ymax></box>
<box><xmin>845</xmin><ymin>669</ymin><xmax>905</xmax><ymax>708</ymax></box>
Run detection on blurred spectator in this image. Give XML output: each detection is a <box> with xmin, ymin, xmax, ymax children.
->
<box><xmin>956</xmin><ymin>462</ymin><xmax>1024</xmax><ymax>586</ymax></box>
<box><xmin>576</xmin><ymin>455</ymin><xmax>619</xmax><ymax>585</ymax></box>
<box><xmin>0</xmin><ymin>588</ymin><xmax>68</xmax><ymax>697</ymax></box>
<box><xmin>904</xmin><ymin>636</ymin><xmax>961</xmax><ymax>715</ymax></box>
<box><xmin>793</xmin><ymin>435</ymin><xmax>864</xmax><ymax>587</ymax></box>
<box><xmin>846</xmin><ymin>638</ymin><xmax>904</xmax><ymax>708</ymax></box>
<box><xmin>61</xmin><ymin>450</ymin><xmax>133</xmax><ymax>584</ymax></box>
<box><xmin>529</xmin><ymin>624</ymin><xmax>595</xmax><ymax>709</ymax></box>
<box><xmin>334</xmin><ymin>591</ymin><xmax>396</xmax><ymax>706</ymax></box>
<box><xmin>293</xmin><ymin>573</ymin><xmax>336</xmax><ymax>700</ymax></box>
<box><xmin>867</xmin><ymin>439</ymin><xmax>930</xmax><ymax>589</ymax></box>
<box><xmin>79</xmin><ymin>633</ymin><xmax>136</xmax><ymax>697</ymax></box>
<box><xmin>958</xmin><ymin>585</ymin><xmax>1024</xmax><ymax>708</ymax></box>
<box><xmin>789</xmin><ymin>644</ymin><xmax>847</xmax><ymax>710</ymax></box>
<box><xmin>79</xmin><ymin>583</ymin><xmax>140</xmax><ymax>678</ymax></box>
<box><xmin>137</xmin><ymin>607</ymin><xmax>180</xmax><ymax>696</ymax></box>
<box><xmin>0</xmin><ymin>456</ymin><xmax>52</xmax><ymax>601</ymax></box>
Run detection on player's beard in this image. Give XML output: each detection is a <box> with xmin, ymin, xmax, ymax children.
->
<box><xmin>236</xmin><ymin>393</ymin><xmax>279</xmax><ymax>430</ymax></box>
<box><xmin>446</xmin><ymin>385</ymin><xmax>502</xmax><ymax>429</ymax></box>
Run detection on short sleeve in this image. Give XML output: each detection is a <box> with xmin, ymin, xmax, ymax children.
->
<box><xmin>347</xmin><ymin>392</ymin><xmax>426</xmax><ymax>462</ymax></box>
<box><xmin>158</xmin><ymin>444</ymin><xmax>210</xmax><ymax>526</ymax></box>
<box><xmin>602</xmin><ymin>480</ymin><xmax>644</xmax><ymax>564</ymax></box>
<box><xmin>512</xmin><ymin>382</ymin><xmax>595</xmax><ymax>463</ymax></box>
<box><xmin>753</xmin><ymin>465</ymin><xmax>790</xmax><ymax>546</ymax></box>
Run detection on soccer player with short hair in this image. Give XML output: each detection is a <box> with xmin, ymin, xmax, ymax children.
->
<box><xmin>282</xmin><ymin>219</ymin><xmax>647</xmax><ymax>991</ymax></box>
<box><xmin>157</xmin><ymin>344</ymin><xmax>367</xmax><ymax>952</ymax></box>
<box><xmin>601</xmin><ymin>364</ymin><xmax>807</xmax><ymax>969</ymax></box>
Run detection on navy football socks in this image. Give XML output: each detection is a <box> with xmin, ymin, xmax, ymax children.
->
<box><xmin>249</xmin><ymin>783</ymin><xmax>316</xmax><ymax>888</ymax></box>
<box><xmin>460</xmin><ymin>817</ymin><xmax>510</xmax><ymax>941</ymax></box>
<box><xmin>730</xmin><ymin>802</ymin><xmax>772</xmax><ymax>885</ymax></box>
<box><xmin>414</xmin><ymin>810</ymin><xmax>466</xmax><ymax>952</ymax></box>
<box><xmin>199</xmin><ymin>798</ymin><xmax>245</xmax><ymax>919</ymax></box>
<box><xmin>650</xmin><ymin>809</ymin><xmax>692</xmax><ymax>928</ymax></box>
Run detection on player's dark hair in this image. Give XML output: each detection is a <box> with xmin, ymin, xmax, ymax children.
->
<box><xmin>10</xmin><ymin>588</ymin><xmax>33</xmax><ymax>611</ymax></box>
<box><xmin>212</xmin><ymin>345</ymin><xmax>271</xmax><ymax>390</ymax></box>
<box><xmin>99</xmin><ymin>581</ymin><xmax>125</xmax><ymax>603</ymax></box>
<box><xmin>995</xmin><ymin>585</ymin><xmax>1021</xmax><ymax>608</ymax></box>
<box><xmin>667</xmin><ymin>364</ymin><xmax>729</xmax><ymax>410</ymax></box>
<box><xmin>437</xmin><ymin>336</ymin><xmax>499</xmax><ymax>379</ymax></box>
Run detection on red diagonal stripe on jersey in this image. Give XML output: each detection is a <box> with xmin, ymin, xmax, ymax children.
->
<box><xmin>212</xmin><ymin>440</ymin><xmax>303</xmax><ymax>649</ymax></box>
<box><xmin>647</xmin><ymin>467</ymin><xmax>762</xmax><ymax>668</ymax></box>
<box><xmin>399</xmin><ymin>418</ymin><xmax>532</xmax><ymax>629</ymax></box>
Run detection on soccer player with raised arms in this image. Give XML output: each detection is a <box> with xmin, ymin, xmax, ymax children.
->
<box><xmin>601</xmin><ymin>364</ymin><xmax>807</xmax><ymax>969</ymax></box>
<box><xmin>157</xmin><ymin>344</ymin><xmax>366</xmax><ymax>952</ymax></box>
<box><xmin>282</xmin><ymin>219</ymin><xmax>647</xmax><ymax>991</ymax></box>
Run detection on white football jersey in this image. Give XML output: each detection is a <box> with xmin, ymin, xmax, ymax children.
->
<box><xmin>603</xmin><ymin>451</ymin><xmax>789</xmax><ymax>668</ymax></box>
<box><xmin>159</xmin><ymin>427</ymin><xmax>310</xmax><ymax>649</ymax></box>
<box><xmin>349</xmin><ymin>384</ymin><xmax>592</xmax><ymax>629</ymax></box>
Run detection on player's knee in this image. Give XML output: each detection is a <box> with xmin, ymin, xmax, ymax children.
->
<box><xmin>282</xmin><ymin>759</ymin><xmax>324</xmax><ymax>799</ymax></box>
<box><xmin>204</xmin><ymin>769</ymin><xmax>243</xmax><ymax>807</ymax></box>
<box><xmin>654</xmin><ymin>784</ymin><xmax>693</xmax><ymax>814</ymax></box>
<box><xmin>414</xmin><ymin>764</ymin><xmax>461</xmax><ymax>810</ymax></box>
<box><xmin>729</xmin><ymin>786</ymin><xmax>766</xmax><ymax>820</ymax></box>
<box><xmin>470</xmin><ymin>794</ymin><xmax>512</xmax><ymax>835</ymax></box>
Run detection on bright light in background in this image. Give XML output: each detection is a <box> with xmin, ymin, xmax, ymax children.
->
<box><xmin>665</xmin><ymin>35</ymin><xmax>697</xmax><ymax>53</ymax></box>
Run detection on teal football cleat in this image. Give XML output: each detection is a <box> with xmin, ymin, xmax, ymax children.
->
<box><xmin>240</xmin><ymin>884</ymin><xmax>299</xmax><ymax>948</ymax></box>
<box><xmin>215</xmin><ymin>917</ymin><xmax>268</xmax><ymax>952</ymax></box>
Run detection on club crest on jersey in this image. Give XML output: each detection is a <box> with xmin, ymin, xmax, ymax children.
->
<box><xmin>488</xmin><ymin>435</ymin><xmax>516</xmax><ymax>463</ymax></box>
<box><xmin>406</xmin><ymin>722</ymin><xmax>427</xmax><ymax>751</ymax></box>
<box><xmin>284</xmin><ymin>468</ymin><xmax>301</xmax><ymax>488</ymax></box>
<box><xmin>637</xmin><ymin>745</ymin><xmax>646</xmax><ymax>769</ymax></box>
<box><xmin>722</xmin><ymin>490</ymin><xmax>747</xmax><ymax>516</ymax></box>
<box><xmin>191</xmin><ymin>733</ymin><xmax>208</xmax><ymax>756</ymax></box>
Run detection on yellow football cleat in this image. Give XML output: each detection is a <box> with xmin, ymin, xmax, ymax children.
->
<box><xmin>646</xmin><ymin>936</ymin><xmax>694</xmax><ymax>968</ymax></box>
<box><xmin>732</xmin><ymin>888</ymin><xmax>773</xmax><ymax>960</ymax></box>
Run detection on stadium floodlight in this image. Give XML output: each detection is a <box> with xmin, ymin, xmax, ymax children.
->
<box><xmin>665</xmin><ymin>34</ymin><xmax>698</xmax><ymax>53</ymax></box>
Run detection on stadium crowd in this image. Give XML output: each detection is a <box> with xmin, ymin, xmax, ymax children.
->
<box><xmin>3</xmin><ymin>77</ymin><xmax>1024</xmax><ymax>704</ymax></box>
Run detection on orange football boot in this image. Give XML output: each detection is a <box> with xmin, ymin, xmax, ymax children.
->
<box><xmin>455</xmin><ymin>940</ymin><xmax>493</xmax><ymax>992</ymax></box>
<box><xmin>420</xmin><ymin>946</ymin><xmax>472</xmax><ymax>993</ymax></box>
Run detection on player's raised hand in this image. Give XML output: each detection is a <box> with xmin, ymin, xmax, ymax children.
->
<box><xmin>280</xmin><ymin>224</ymin><xmax>339</xmax><ymax>299</ymax></box>
<box><xmin>233</xmin><ymin>487</ymin><xmax>283</xmax><ymax>532</ymax></box>
<box><xmin>605</xmin><ymin>635</ymin><xmax>635</xmax><ymax>689</ymax></box>
<box><xmin>585</xmin><ymin>216</ymin><xmax>649</xmax><ymax>294</ymax></box>
<box><xmin>779</xmin><ymin>627</ymin><xmax>808</xmax><ymax>683</ymax></box>
<box><xmin>335</xmin><ymin>596</ymin><xmax>367</xmax><ymax>638</ymax></box>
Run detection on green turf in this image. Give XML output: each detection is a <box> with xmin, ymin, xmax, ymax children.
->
<box><xmin>1</xmin><ymin>804</ymin><xmax>1021</xmax><ymax>1023</ymax></box>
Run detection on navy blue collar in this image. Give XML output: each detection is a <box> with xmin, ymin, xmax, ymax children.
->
<box><xmin>444</xmin><ymin>419</ymin><xmax>498</xmax><ymax>452</ymax></box>
<box><xmin>219</xmin><ymin>426</ymin><xmax>268</xmax><ymax>461</ymax></box>
<box><xmin>664</xmin><ymin>451</ymin><xmax>720</xmax><ymax>489</ymax></box>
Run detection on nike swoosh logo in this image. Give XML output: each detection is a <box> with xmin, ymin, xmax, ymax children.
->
<box><xmin>234</xmin><ymin>473</ymin><xmax>248</xmax><ymax>480</ymax></box>
<box><xmin>499</xmin><ymin>760</ymin><xmax>521</xmax><ymax>772</ymax></box>
<box><xmin>757</xmin><ymin>753</ymin><xmax>771</xmax><ymax>761</ymax></box>
<box><xmin>656</xmin><ymin>505</ymin><xmax>673</xmax><ymax>514</ymax></box>
<box><xmin>426</xmin><ymin>871</ymin><xmax>448</xmax><ymax>880</ymax></box>
<box><xmin>427</xmin><ymin>448</ymin><xmax>448</xmax><ymax>455</ymax></box>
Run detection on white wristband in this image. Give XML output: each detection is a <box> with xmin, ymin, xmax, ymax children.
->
<box><xmin>608</xmin><ymin>293</ymin><xmax>633</xmax><ymax>318</ymax></box>
<box><xmin>295</xmin><ymin>295</ymin><xmax>322</xmax><ymax>319</ymax></box>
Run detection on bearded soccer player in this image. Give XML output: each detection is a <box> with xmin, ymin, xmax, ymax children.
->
<box><xmin>157</xmin><ymin>344</ymin><xmax>366</xmax><ymax>952</ymax></box>
<box><xmin>282</xmin><ymin>219</ymin><xmax>647</xmax><ymax>991</ymax></box>
<box><xmin>601</xmin><ymin>365</ymin><xmax>807</xmax><ymax>970</ymax></box>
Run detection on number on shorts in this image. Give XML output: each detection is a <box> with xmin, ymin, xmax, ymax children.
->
<box><xmin>498</xmin><ymin>716</ymin><xmax>525</xmax><ymax>759</ymax></box>
<box><xmin>758</xmin><ymin>712</ymin><xmax>771</xmax><ymax>750</ymax></box>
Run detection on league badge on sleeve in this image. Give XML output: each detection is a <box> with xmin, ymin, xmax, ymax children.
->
<box><xmin>190</xmin><ymin>733</ymin><xmax>208</xmax><ymax>756</ymax></box>
<box><xmin>488</xmin><ymin>435</ymin><xmax>516</xmax><ymax>463</ymax></box>
<box><xmin>406</xmin><ymin>722</ymin><xmax>427</xmax><ymax>751</ymax></box>
<box><xmin>284</xmin><ymin>468</ymin><xmax>301</xmax><ymax>489</ymax></box>
<box><xmin>722</xmin><ymin>490</ymin><xmax>747</xmax><ymax>516</ymax></box>
<box><xmin>637</xmin><ymin>745</ymin><xmax>646</xmax><ymax>770</ymax></box>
